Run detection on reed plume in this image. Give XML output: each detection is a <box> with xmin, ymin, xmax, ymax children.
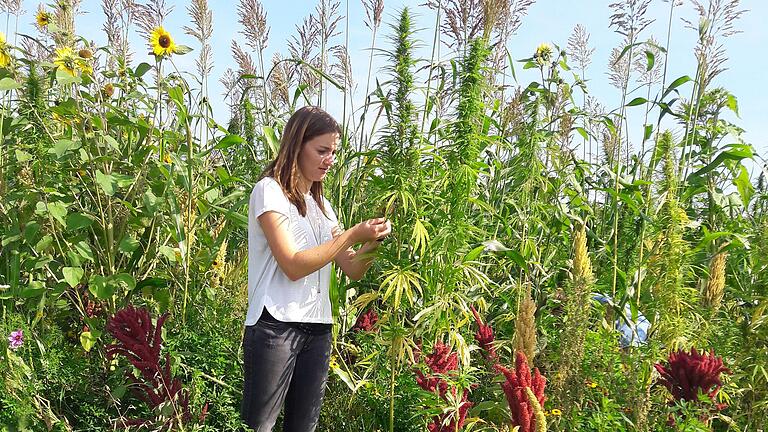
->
<box><xmin>703</xmin><ymin>251</ymin><xmax>727</xmax><ymax>312</ymax></box>
<box><xmin>514</xmin><ymin>283</ymin><xmax>537</xmax><ymax>361</ymax></box>
<box><xmin>184</xmin><ymin>0</ymin><xmax>213</xmax><ymax>78</ymax></box>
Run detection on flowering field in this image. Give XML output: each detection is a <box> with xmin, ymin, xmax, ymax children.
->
<box><xmin>1</xmin><ymin>0</ymin><xmax>767</xmax><ymax>431</ymax></box>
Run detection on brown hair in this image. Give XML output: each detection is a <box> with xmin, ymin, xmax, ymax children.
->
<box><xmin>261</xmin><ymin>106</ymin><xmax>341</xmax><ymax>217</ymax></box>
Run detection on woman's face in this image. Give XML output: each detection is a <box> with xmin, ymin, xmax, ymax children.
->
<box><xmin>298</xmin><ymin>132</ymin><xmax>338</xmax><ymax>184</ymax></box>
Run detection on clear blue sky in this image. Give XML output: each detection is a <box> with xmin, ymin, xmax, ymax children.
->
<box><xmin>6</xmin><ymin>0</ymin><xmax>767</xmax><ymax>174</ymax></box>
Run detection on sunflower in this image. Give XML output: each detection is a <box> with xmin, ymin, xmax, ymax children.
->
<box><xmin>534</xmin><ymin>42</ymin><xmax>553</xmax><ymax>66</ymax></box>
<box><xmin>0</xmin><ymin>33</ymin><xmax>11</xmax><ymax>68</ymax></box>
<box><xmin>150</xmin><ymin>27</ymin><xmax>176</xmax><ymax>57</ymax></box>
<box><xmin>54</xmin><ymin>46</ymin><xmax>78</xmax><ymax>76</ymax></box>
<box><xmin>36</xmin><ymin>8</ymin><xmax>52</xmax><ymax>29</ymax></box>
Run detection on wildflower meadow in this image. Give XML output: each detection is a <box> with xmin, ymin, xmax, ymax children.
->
<box><xmin>1</xmin><ymin>0</ymin><xmax>767</xmax><ymax>431</ymax></box>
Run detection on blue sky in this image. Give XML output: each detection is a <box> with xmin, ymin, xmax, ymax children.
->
<box><xmin>6</xmin><ymin>0</ymin><xmax>767</xmax><ymax>174</ymax></box>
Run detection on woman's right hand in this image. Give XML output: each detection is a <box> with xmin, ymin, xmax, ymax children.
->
<box><xmin>351</xmin><ymin>218</ymin><xmax>391</xmax><ymax>244</ymax></box>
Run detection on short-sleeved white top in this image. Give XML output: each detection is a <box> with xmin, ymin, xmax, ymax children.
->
<box><xmin>246</xmin><ymin>176</ymin><xmax>340</xmax><ymax>325</ymax></box>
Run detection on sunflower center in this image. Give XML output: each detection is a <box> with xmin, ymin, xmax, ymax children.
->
<box><xmin>159</xmin><ymin>35</ymin><xmax>171</xmax><ymax>49</ymax></box>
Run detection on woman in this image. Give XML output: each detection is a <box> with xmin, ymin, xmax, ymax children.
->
<box><xmin>241</xmin><ymin>106</ymin><xmax>391</xmax><ymax>431</ymax></box>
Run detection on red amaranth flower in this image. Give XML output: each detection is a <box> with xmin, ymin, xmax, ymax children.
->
<box><xmin>496</xmin><ymin>351</ymin><xmax>547</xmax><ymax>432</ymax></box>
<box><xmin>352</xmin><ymin>308</ymin><xmax>379</xmax><ymax>332</ymax></box>
<box><xmin>106</xmin><ymin>305</ymin><xmax>204</xmax><ymax>427</ymax></box>
<box><xmin>470</xmin><ymin>305</ymin><xmax>498</xmax><ymax>363</ymax></box>
<box><xmin>425</xmin><ymin>341</ymin><xmax>458</xmax><ymax>374</ymax></box>
<box><xmin>654</xmin><ymin>348</ymin><xmax>731</xmax><ymax>408</ymax></box>
<box><xmin>414</xmin><ymin>342</ymin><xmax>472</xmax><ymax>432</ymax></box>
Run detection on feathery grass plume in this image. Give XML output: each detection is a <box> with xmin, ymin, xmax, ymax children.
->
<box><xmin>101</xmin><ymin>0</ymin><xmax>133</xmax><ymax>68</ymax></box>
<box><xmin>703</xmin><ymin>251</ymin><xmax>727</xmax><ymax>311</ymax></box>
<box><xmin>287</xmin><ymin>15</ymin><xmax>320</xmax><ymax>98</ymax></box>
<box><xmin>184</xmin><ymin>0</ymin><xmax>213</xmax><ymax>78</ymax></box>
<box><xmin>514</xmin><ymin>282</ymin><xmax>537</xmax><ymax>361</ymax></box>
<box><xmin>647</xmin><ymin>130</ymin><xmax>694</xmax><ymax>347</ymax></box>
<box><xmin>314</xmin><ymin>0</ymin><xmax>343</xmax><ymax>106</ymax></box>
<box><xmin>51</xmin><ymin>0</ymin><xmax>81</xmax><ymax>49</ymax></box>
<box><xmin>607</xmin><ymin>42</ymin><xmax>632</xmax><ymax>91</ymax></box>
<box><xmin>525</xmin><ymin>387</ymin><xmax>548</xmax><ymax>432</ymax></box>
<box><xmin>230</xmin><ymin>40</ymin><xmax>256</xmax><ymax>76</ymax></box>
<box><xmin>552</xmin><ymin>223</ymin><xmax>594</xmax><ymax>411</ymax></box>
<box><xmin>635</xmin><ymin>37</ymin><xmax>664</xmax><ymax>85</ymax></box>
<box><xmin>609</xmin><ymin>0</ymin><xmax>653</xmax><ymax>38</ymax></box>
<box><xmin>0</xmin><ymin>0</ymin><xmax>22</xmax><ymax>14</ymax></box>
<box><xmin>362</xmin><ymin>0</ymin><xmax>384</xmax><ymax>30</ymax></box>
<box><xmin>424</xmin><ymin>0</ymin><xmax>483</xmax><ymax>50</ymax></box>
<box><xmin>685</xmin><ymin>0</ymin><xmax>745</xmax><ymax>91</ymax></box>
<box><xmin>331</xmin><ymin>45</ymin><xmax>353</xmax><ymax>90</ymax></box>
<box><xmin>237</xmin><ymin>0</ymin><xmax>269</xmax><ymax>52</ymax></box>
<box><xmin>220</xmin><ymin>68</ymin><xmax>242</xmax><ymax>121</ymax></box>
<box><xmin>268</xmin><ymin>53</ymin><xmax>291</xmax><ymax>108</ymax></box>
<box><xmin>133</xmin><ymin>0</ymin><xmax>173</xmax><ymax>38</ymax></box>
<box><xmin>567</xmin><ymin>24</ymin><xmax>594</xmax><ymax>74</ymax></box>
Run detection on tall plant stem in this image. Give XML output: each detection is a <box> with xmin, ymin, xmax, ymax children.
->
<box><xmin>636</xmin><ymin>0</ymin><xmax>677</xmax><ymax>303</ymax></box>
<box><xmin>610</xmin><ymin>40</ymin><xmax>637</xmax><ymax>299</ymax></box>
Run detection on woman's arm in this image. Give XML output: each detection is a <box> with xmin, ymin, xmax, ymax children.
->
<box><xmin>332</xmin><ymin>224</ymin><xmax>389</xmax><ymax>281</ymax></box>
<box><xmin>259</xmin><ymin>212</ymin><xmax>388</xmax><ymax>281</ymax></box>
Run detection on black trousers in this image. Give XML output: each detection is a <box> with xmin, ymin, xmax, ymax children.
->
<box><xmin>241</xmin><ymin>308</ymin><xmax>332</xmax><ymax>432</ymax></box>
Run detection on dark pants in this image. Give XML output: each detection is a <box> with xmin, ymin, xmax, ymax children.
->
<box><xmin>241</xmin><ymin>309</ymin><xmax>332</xmax><ymax>432</ymax></box>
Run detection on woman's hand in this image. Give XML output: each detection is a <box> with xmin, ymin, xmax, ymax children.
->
<box><xmin>350</xmin><ymin>218</ymin><xmax>391</xmax><ymax>244</ymax></box>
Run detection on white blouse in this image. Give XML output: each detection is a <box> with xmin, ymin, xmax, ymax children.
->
<box><xmin>245</xmin><ymin>176</ymin><xmax>340</xmax><ymax>325</ymax></box>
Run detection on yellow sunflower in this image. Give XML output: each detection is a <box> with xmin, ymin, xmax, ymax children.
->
<box><xmin>150</xmin><ymin>27</ymin><xmax>176</xmax><ymax>57</ymax></box>
<box><xmin>36</xmin><ymin>9</ymin><xmax>52</xmax><ymax>29</ymax></box>
<box><xmin>534</xmin><ymin>43</ymin><xmax>553</xmax><ymax>66</ymax></box>
<box><xmin>54</xmin><ymin>46</ymin><xmax>78</xmax><ymax>76</ymax></box>
<box><xmin>0</xmin><ymin>33</ymin><xmax>11</xmax><ymax>68</ymax></box>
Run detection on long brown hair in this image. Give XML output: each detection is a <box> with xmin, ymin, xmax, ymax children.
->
<box><xmin>260</xmin><ymin>106</ymin><xmax>341</xmax><ymax>217</ymax></box>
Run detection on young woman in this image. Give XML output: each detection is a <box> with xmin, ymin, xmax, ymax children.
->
<box><xmin>241</xmin><ymin>106</ymin><xmax>391</xmax><ymax>431</ymax></box>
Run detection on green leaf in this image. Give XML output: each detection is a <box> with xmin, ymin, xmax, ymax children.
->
<box><xmin>74</xmin><ymin>241</ymin><xmax>95</xmax><ymax>262</ymax></box>
<box><xmin>66</xmin><ymin>213</ymin><xmax>94</xmax><ymax>231</ymax></box>
<box><xmin>109</xmin><ymin>273</ymin><xmax>136</xmax><ymax>292</ymax></box>
<box><xmin>0</xmin><ymin>77</ymin><xmax>21</xmax><ymax>91</ymax></box>
<box><xmin>662</xmin><ymin>75</ymin><xmax>692</xmax><ymax>100</ymax></box>
<box><xmin>643</xmin><ymin>124</ymin><xmax>653</xmax><ymax>141</ymax></box>
<box><xmin>80</xmin><ymin>331</ymin><xmax>97</xmax><ymax>352</ymax></box>
<box><xmin>644</xmin><ymin>50</ymin><xmax>655</xmax><ymax>71</ymax></box>
<box><xmin>626</xmin><ymin>97</ymin><xmax>648</xmax><ymax>107</ymax></box>
<box><xmin>55</xmin><ymin>69</ymin><xmax>82</xmax><ymax>85</ymax></box>
<box><xmin>14</xmin><ymin>149</ymin><xmax>33</xmax><ymax>162</ymax></box>
<box><xmin>95</xmin><ymin>170</ymin><xmax>117</xmax><ymax>196</ymax></box>
<box><xmin>46</xmin><ymin>201</ymin><xmax>68</xmax><ymax>227</ymax></box>
<box><xmin>119</xmin><ymin>235</ymin><xmax>140</xmax><ymax>253</ymax></box>
<box><xmin>612</xmin><ymin>42</ymin><xmax>643</xmax><ymax>66</ymax></box>
<box><xmin>89</xmin><ymin>275</ymin><xmax>114</xmax><ymax>299</ymax></box>
<box><xmin>143</xmin><ymin>190</ymin><xmax>159</xmax><ymax>212</ymax></box>
<box><xmin>689</xmin><ymin>144</ymin><xmax>754</xmax><ymax>177</ymax></box>
<box><xmin>49</xmin><ymin>139</ymin><xmax>81</xmax><ymax>157</ymax></box>
<box><xmin>262</xmin><ymin>126</ymin><xmax>280</xmax><ymax>157</ymax></box>
<box><xmin>174</xmin><ymin>45</ymin><xmax>193</xmax><ymax>55</ymax></box>
<box><xmin>733</xmin><ymin>165</ymin><xmax>754</xmax><ymax>207</ymax></box>
<box><xmin>103</xmin><ymin>135</ymin><xmax>120</xmax><ymax>152</ymax></box>
<box><xmin>726</xmin><ymin>93</ymin><xmax>739</xmax><ymax>117</ymax></box>
<box><xmin>134</xmin><ymin>62</ymin><xmax>152</xmax><ymax>78</ymax></box>
<box><xmin>214</xmin><ymin>134</ymin><xmax>244</xmax><ymax>150</ymax></box>
<box><xmin>62</xmin><ymin>267</ymin><xmax>84</xmax><ymax>288</ymax></box>
<box><xmin>576</xmin><ymin>127</ymin><xmax>589</xmax><ymax>141</ymax></box>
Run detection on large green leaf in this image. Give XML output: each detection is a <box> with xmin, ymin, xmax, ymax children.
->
<box><xmin>733</xmin><ymin>165</ymin><xmax>754</xmax><ymax>207</ymax></box>
<box><xmin>62</xmin><ymin>267</ymin><xmax>84</xmax><ymax>288</ymax></box>
<box><xmin>95</xmin><ymin>170</ymin><xmax>117</xmax><ymax>196</ymax></box>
